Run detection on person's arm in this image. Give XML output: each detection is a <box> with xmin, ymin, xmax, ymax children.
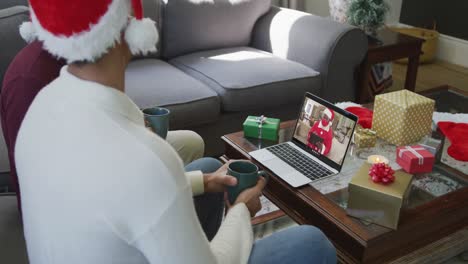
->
<box><xmin>187</xmin><ymin>162</ymin><xmax>238</xmax><ymax>196</ymax></box>
<box><xmin>307</xmin><ymin>127</ymin><xmax>314</xmax><ymax>147</ymax></box>
<box><xmin>113</xmin><ymin>127</ymin><xmax>255</xmax><ymax>263</ymax></box>
<box><xmin>322</xmin><ymin>130</ymin><xmax>333</xmax><ymax>155</ymax></box>
<box><xmin>131</xmin><ymin>186</ymin><xmax>253</xmax><ymax>264</ymax></box>
<box><xmin>320</xmin><ymin>142</ymin><xmax>326</xmax><ymax>154</ymax></box>
<box><xmin>308</xmin><ymin>122</ymin><xmax>320</xmax><ymax>147</ymax></box>
<box><xmin>209</xmin><ymin>203</ymin><xmax>253</xmax><ymax>263</ymax></box>
<box><xmin>185</xmin><ymin>170</ymin><xmax>204</xmax><ymax>196</ymax></box>
<box><xmin>131</xmin><ymin>161</ymin><xmax>266</xmax><ymax>264</ymax></box>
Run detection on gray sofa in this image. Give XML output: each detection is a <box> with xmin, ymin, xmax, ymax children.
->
<box><xmin>0</xmin><ymin>1</ymin><xmax>367</xmax><ymax>262</ymax></box>
<box><xmin>1</xmin><ymin>0</ymin><xmax>367</xmax><ymax>161</ymax></box>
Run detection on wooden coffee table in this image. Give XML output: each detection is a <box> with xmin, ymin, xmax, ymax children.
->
<box><xmin>419</xmin><ymin>85</ymin><xmax>467</xmax><ymax>114</ymax></box>
<box><xmin>221</xmin><ymin>92</ymin><xmax>468</xmax><ymax>263</ymax></box>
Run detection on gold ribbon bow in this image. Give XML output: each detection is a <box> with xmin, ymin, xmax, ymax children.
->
<box><xmin>356</xmin><ymin>127</ymin><xmax>377</xmax><ymax>137</ymax></box>
<box><xmin>246</xmin><ymin>115</ymin><xmax>273</xmax><ymax>139</ymax></box>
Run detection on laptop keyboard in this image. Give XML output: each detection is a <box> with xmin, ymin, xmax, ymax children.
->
<box><xmin>267</xmin><ymin>143</ymin><xmax>333</xmax><ymax>180</ymax></box>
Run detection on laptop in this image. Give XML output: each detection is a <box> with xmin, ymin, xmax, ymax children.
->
<box><xmin>249</xmin><ymin>93</ymin><xmax>358</xmax><ymax>187</ymax></box>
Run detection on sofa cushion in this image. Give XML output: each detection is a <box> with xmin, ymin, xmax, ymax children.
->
<box><xmin>0</xmin><ymin>6</ymin><xmax>29</xmax><ymax>88</ymax></box>
<box><xmin>0</xmin><ymin>0</ymin><xmax>27</xmax><ymax>10</ymax></box>
<box><xmin>0</xmin><ymin>195</ymin><xmax>27</xmax><ymax>264</ymax></box>
<box><xmin>125</xmin><ymin>59</ymin><xmax>220</xmax><ymax>128</ymax></box>
<box><xmin>170</xmin><ymin>47</ymin><xmax>321</xmax><ymax>112</ymax></box>
<box><xmin>161</xmin><ymin>0</ymin><xmax>271</xmax><ymax>59</ymax></box>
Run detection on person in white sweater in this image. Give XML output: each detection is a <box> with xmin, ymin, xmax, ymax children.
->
<box><xmin>15</xmin><ymin>0</ymin><xmax>337</xmax><ymax>263</ymax></box>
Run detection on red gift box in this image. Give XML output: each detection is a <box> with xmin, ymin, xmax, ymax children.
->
<box><xmin>397</xmin><ymin>145</ymin><xmax>435</xmax><ymax>174</ymax></box>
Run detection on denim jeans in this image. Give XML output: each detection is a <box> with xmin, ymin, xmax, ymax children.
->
<box><xmin>248</xmin><ymin>225</ymin><xmax>337</xmax><ymax>264</ymax></box>
<box><xmin>185</xmin><ymin>158</ymin><xmax>225</xmax><ymax>241</ymax></box>
<box><xmin>185</xmin><ymin>158</ymin><xmax>337</xmax><ymax>263</ymax></box>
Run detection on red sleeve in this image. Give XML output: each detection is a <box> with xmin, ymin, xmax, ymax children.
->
<box><xmin>322</xmin><ymin>129</ymin><xmax>334</xmax><ymax>156</ymax></box>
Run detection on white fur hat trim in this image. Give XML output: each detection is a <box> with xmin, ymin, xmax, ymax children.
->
<box><xmin>125</xmin><ymin>17</ymin><xmax>159</xmax><ymax>56</ymax></box>
<box><xmin>19</xmin><ymin>21</ymin><xmax>36</xmax><ymax>43</ymax></box>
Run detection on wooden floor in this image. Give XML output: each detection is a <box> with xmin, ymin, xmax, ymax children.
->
<box><xmin>388</xmin><ymin>60</ymin><xmax>468</xmax><ymax>93</ymax></box>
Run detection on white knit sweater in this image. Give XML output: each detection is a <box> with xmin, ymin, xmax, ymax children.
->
<box><xmin>15</xmin><ymin>67</ymin><xmax>253</xmax><ymax>264</ymax></box>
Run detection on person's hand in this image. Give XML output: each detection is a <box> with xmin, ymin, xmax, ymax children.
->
<box><xmin>145</xmin><ymin>120</ymin><xmax>155</xmax><ymax>133</ymax></box>
<box><xmin>229</xmin><ymin>176</ymin><xmax>267</xmax><ymax>217</ymax></box>
<box><xmin>316</xmin><ymin>141</ymin><xmax>323</xmax><ymax>150</ymax></box>
<box><xmin>203</xmin><ymin>161</ymin><xmax>238</xmax><ymax>193</ymax></box>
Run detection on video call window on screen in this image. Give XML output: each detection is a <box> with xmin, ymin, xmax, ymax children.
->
<box><xmin>293</xmin><ymin>97</ymin><xmax>356</xmax><ymax>165</ymax></box>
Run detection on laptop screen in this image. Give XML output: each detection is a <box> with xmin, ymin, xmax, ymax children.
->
<box><xmin>292</xmin><ymin>94</ymin><xmax>357</xmax><ymax>169</ymax></box>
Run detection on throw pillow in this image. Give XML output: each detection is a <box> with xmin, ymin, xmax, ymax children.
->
<box><xmin>161</xmin><ymin>0</ymin><xmax>271</xmax><ymax>59</ymax></box>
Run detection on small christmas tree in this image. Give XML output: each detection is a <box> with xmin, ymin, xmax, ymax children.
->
<box><xmin>347</xmin><ymin>0</ymin><xmax>389</xmax><ymax>35</ymax></box>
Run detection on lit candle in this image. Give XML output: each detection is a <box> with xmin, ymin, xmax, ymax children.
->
<box><xmin>367</xmin><ymin>155</ymin><xmax>389</xmax><ymax>164</ymax></box>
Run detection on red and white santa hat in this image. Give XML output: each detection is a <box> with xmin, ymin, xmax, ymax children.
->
<box><xmin>19</xmin><ymin>0</ymin><xmax>159</xmax><ymax>63</ymax></box>
<box><xmin>323</xmin><ymin>108</ymin><xmax>335</xmax><ymax>120</ymax></box>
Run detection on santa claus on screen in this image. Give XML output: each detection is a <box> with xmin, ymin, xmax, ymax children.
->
<box><xmin>307</xmin><ymin>108</ymin><xmax>335</xmax><ymax>156</ymax></box>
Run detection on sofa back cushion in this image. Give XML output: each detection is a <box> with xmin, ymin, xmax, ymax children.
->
<box><xmin>0</xmin><ymin>6</ymin><xmax>29</xmax><ymax>88</ymax></box>
<box><xmin>161</xmin><ymin>0</ymin><xmax>271</xmax><ymax>59</ymax></box>
<box><xmin>142</xmin><ymin>0</ymin><xmax>161</xmax><ymax>23</ymax></box>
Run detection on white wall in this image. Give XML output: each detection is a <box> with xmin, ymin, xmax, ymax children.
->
<box><xmin>436</xmin><ymin>34</ymin><xmax>468</xmax><ymax>68</ymax></box>
<box><xmin>305</xmin><ymin>0</ymin><xmax>330</xmax><ymax>17</ymax></box>
<box><xmin>305</xmin><ymin>0</ymin><xmax>403</xmax><ymax>25</ymax></box>
<box><xmin>302</xmin><ymin>0</ymin><xmax>467</xmax><ymax>68</ymax></box>
<box><xmin>273</xmin><ymin>0</ymin><xmax>306</xmax><ymax>10</ymax></box>
<box><xmin>385</xmin><ymin>0</ymin><xmax>402</xmax><ymax>25</ymax></box>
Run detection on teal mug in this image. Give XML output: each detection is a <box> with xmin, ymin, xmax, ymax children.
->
<box><xmin>227</xmin><ymin>161</ymin><xmax>267</xmax><ymax>204</ymax></box>
<box><xmin>143</xmin><ymin>107</ymin><xmax>170</xmax><ymax>139</ymax></box>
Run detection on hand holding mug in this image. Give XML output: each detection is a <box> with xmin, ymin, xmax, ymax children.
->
<box><xmin>142</xmin><ymin>107</ymin><xmax>170</xmax><ymax>139</ymax></box>
<box><xmin>225</xmin><ymin>161</ymin><xmax>268</xmax><ymax>216</ymax></box>
<box><xmin>203</xmin><ymin>161</ymin><xmax>238</xmax><ymax>193</ymax></box>
<box><xmin>232</xmin><ymin>176</ymin><xmax>267</xmax><ymax>217</ymax></box>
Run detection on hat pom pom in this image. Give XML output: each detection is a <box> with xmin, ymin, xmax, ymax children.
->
<box><xmin>19</xmin><ymin>22</ymin><xmax>36</xmax><ymax>43</ymax></box>
<box><xmin>125</xmin><ymin>18</ymin><xmax>159</xmax><ymax>56</ymax></box>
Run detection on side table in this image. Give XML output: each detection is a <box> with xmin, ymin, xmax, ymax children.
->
<box><xmin>357</xmin><ymin>29</ymin><xmax>424</xmax><ymax>103</ymax></box>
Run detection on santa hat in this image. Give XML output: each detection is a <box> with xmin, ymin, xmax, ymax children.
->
<box><xmin>323</xmin><ymin>108</ymin><xmax>335</xmax><ymax>120</ymax></box>
<box><xmin>19</xmin><ymin>0</ymin><xmax>159</xmax><ymax>63</ymax></box>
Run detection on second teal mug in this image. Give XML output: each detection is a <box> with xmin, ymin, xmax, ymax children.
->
<box><xmin>227</xmin><ymin>161</ymin><xmax>267</xmax><ymax>204</ymax></box>
<box><xmin>143</xmin><ymin>107</ymin><xmax>170</xmax><ymax>139</ymax></box>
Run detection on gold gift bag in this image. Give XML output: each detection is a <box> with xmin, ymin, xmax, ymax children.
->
<box><xmin>354</xmin><ymin>126</ymin><xmax>377</xmax><ymax>148</ymax></box>
<box><xmin>372</xmin><ymin>90</ymin><xmax>434</xmax><ymax>146</ymax></box>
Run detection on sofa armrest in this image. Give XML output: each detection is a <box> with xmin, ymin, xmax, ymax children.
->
<box><xmin>0</xmin><ymin>6</ymin><xmax>27</xmax><ymax>173</ymax></box>
<box><xmin>0</xmin><ymin>6</ymin><xmax>29</xmax><ymax>88</ymax></box>
<box><xmin>251</xmin><ymin>6</ymin><xmax>367</xmax><ymax>102</ymax></box>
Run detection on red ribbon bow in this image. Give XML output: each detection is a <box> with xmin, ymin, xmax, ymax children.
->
<box><xmin>369</xmin><ymin>163</ymin><xmax>395</xmax><ymax>185</ymax></box>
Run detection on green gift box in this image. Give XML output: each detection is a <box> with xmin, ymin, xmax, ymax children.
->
<box><xmin>243</xmin><ymin>116</ymin><xmax>280</xmax><ymax>141</ymax></box>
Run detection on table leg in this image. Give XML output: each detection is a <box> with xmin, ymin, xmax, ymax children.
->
<box><xmin>405</xmin><ymin>54</ymin><xmax>420</xmax><ymax>91</ymax></box>
<box><xmin>357</xmin><ymin>60</ymin><xmax>372</xmax><ymax>103</ymax></box>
